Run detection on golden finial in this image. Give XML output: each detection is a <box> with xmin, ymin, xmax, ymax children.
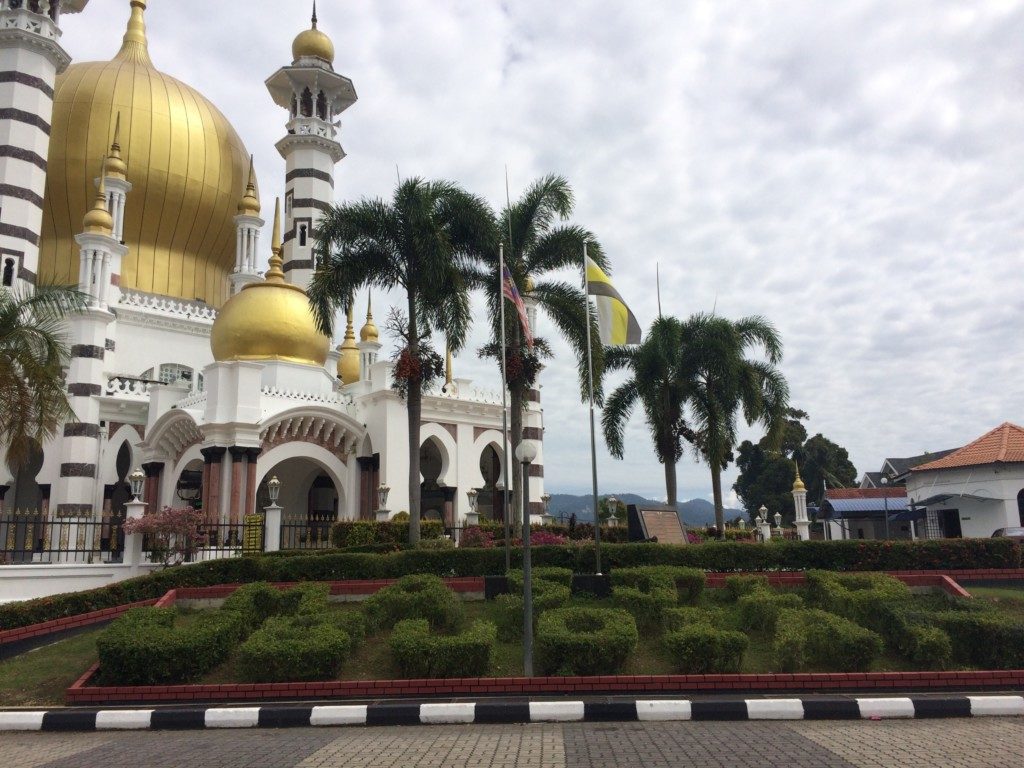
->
<box><xmin>312</xmin><ymin>0</ymin><xmax>318</xmax><ymax>28</ymax></box>
<box><xmin>83</xmin><ymin>157</ymin><xmax>113</xmax><ymax>235</ymax></box>
<box><xmin>237</xmin><ymin>155</ymin><xmax>261</xmax><ymax>215</ymax></box>
<box><xmin>116</xmin><ymin>1</ymin><xmax>153</xmax><ymax>67</ymax></box>
<box><xmin>445</xmin><ymin>344</ymin><xmax>453</xmax><ymax>386</ymax></box>
<box><xmin>337</xmin><ymin>301</ymin><xmax>360</xmax><ymax>383</ymax></box>
<box><xmin>292</xmin><ymin>0</ymin><xmax>335</xmax><ymax>64</ymax></box>
<box><xmin>265</xmin><ymin>198</ymin><xmax>285</xmax><ymax>283</ymax></box>
<box><xmin>792</xmin><ymin>462</ymin><xmax>806</xmax><ymax>492</ymax></box>
<box><xmin>105</xmin><ymin>113</ymin><xmax>127</xmax><ymax>180</ymax></box>
<box><xmin>359</xmin><ymin>291</ymin><xmax>379</xmax><ymax>342</ymax></box>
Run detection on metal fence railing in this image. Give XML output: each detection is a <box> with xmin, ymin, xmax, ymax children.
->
<box><xmin>0</xmin><ymin>513</ymin><xmax>124</xmax><ymax>564</ymax></box>
<box><xmin>279</xmin><ymin>513</ymin><xmax>334</xmax><ymax>551</ymax></box>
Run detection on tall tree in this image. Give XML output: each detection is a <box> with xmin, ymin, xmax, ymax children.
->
<box><xmin>602</xmin><ymin>317</ymin><xmax>693</xmax><ymax>506</ymax></box>
<box><xmin>308</xmin><ymin>178</ymin><xmax>494</xmax><ymax>544</ymax></box>
<box><xmin>478</xmin><ymin>175</ymin><xmax>606</xmax><ymax>525</ymax></box>
<box><xmin>733</xmin><ymin>441</ymin><xmax>798</xmax><ymax>522</ymax></box>
<box><xmin>0</xmin><ymin>284</ymin><xmax>88</xmax><ymax>470</ymax></box>
<box><xmin>795</xmin><ymin>433</ymin><xmax>858</xmax><ymax>504</ymax></box>
<box><xmin>677</xmin><ymin>313</ymin><xmax>789</xmax><ymax>536</ymax></box>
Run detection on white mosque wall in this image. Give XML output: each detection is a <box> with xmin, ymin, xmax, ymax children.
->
<box><xmin>906</xmin><ymin>465</ymin><xmax>1024</xmax><ymax>538</ymax></box>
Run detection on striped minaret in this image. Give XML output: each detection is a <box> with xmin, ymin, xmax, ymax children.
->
<box><xmin>0</xmin><ymin>0</ymin><xmax>89</xmax><ymax>291</ymax></box>
<box><xmin>266</xmin><ymin>4</ymin><xmax>356</xmax><ymax>290</ymax></box>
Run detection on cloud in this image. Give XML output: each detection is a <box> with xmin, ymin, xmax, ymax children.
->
<box><xmin>60</xmin><ymin>0</ymin><xmax>1024</xmax><ymax>503</ymax></box>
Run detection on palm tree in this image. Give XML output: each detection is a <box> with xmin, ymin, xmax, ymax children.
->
<box><xmin>601</xmin><ymin>317</ymin><xmax>693</xmax><ymax>506</ymax></box>
<box><xmin>308</xmin><ymin>178</ymin><xmax>494</xmax><ymax>544</ymax></box>
<box><xmin>677</xmin><ymin>313</ymin><xmax>789</xmax><ymax>536</ymax></box>
<box><xmin>0</xmin><ymin>284</ymin><xmax>89</xmax><ymax>471</ymax></box>
<box><xmin>478</xmin><ymin>175</ymin><xmax>607</xmax><ymax>526</ymax></box>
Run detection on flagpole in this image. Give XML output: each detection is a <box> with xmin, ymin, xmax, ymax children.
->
<box><xmin>582</xmin><ymin>243</ymin><xmax>602</xmax><ymax>574</ymax></box>
<box><xmin>498</xmin><ymin>242</ymin><xmax>512</xmax><ymax>572</ymax></box>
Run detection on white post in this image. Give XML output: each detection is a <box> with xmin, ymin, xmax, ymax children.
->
<box><xmin>263</xmin><ymin>503</ymin><xmax>282</xmax><ymax>552</ymax></box>
<box><xmin>792</xmin><ymin>468</ymin><xmax>810</xmax><ymax>541</ymax></box>
<box><xmin>124</xmin><ymin>498</ymin><xmax>147</xmax><ymax>576</ymax></box>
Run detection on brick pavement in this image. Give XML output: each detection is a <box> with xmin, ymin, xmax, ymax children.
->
<box><xmin>0</xmin><ymin>720</ymin><xmax>1021</xmax><ymax>767</ymax></box>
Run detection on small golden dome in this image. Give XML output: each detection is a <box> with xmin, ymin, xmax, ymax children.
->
<box><xmin>211</xmin><ymin>200</ymin><xmax>330</xmax><ymax>367</ymax></box>
<box><xmin>82</xmin><ymin>168</ymin><xmax>113</xmax><ymax>235</ymax></box>
<box><xmin>337</xmin><ymin>305</ymin><xmax>360</xmax><ymax>384</ymax></box>
<box><xmin>524</xmin><ymin>275</ymin><xmax>535</xmax><ymax>292</ymax></box>
<box><xmin>293</xmin><ymin>3</ymin><xmax>335</xmax><ymax>64</ymax></box>
<box><xmin>792</xmin><ymin>464</ymin><xmax>806</xmax><ymax>493</ymax></box>
<box><xmin>237</xmin><ymin>155</ymin><xmax>261</xmax><ymax>216</ymax></box>
<box><xmin>105</xmin><ymin>113</ymin><xmax>127</xmax><ymax>180</ymax></box>
<box><xmin>359</xmin><ymin>293</ymin><xmax>379</xmax><ymax>342</ymax></box>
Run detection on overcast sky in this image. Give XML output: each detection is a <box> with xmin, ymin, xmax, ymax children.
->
<box><xmin>62</xmin><ymin>1</ymin><xmax>1024</xmax><ymax>504</ymax></box>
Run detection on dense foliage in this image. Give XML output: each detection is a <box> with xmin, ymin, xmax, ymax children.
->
<box><xmin>535</xmin><ymin>606</ymin><xmax>639</xmax><ymax>676</ymax></box>
<box><xmin>389</xmin><ymin>618</ymin><xmax>498</xmax><ymax>678</ymax></box>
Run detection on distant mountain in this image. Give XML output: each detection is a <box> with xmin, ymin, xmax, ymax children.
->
<box><xmin>545</xmin><ymin>493</ymin><xmax>742</xmax><ymax>527</ymax></box>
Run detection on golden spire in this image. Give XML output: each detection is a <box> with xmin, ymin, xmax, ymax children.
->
<box><xmin>83</xmin><ymin>157</ymin><xmax>114</xmax><ymax>235</ymax></box>
<box><xmin>792</xmin><ymin>462</ymin><xmax>806</xmax><ymax>493</ymax></box>
<box><xmin>292</xmin><ymin>0</ymin><xmax>335</xmax><ymax>64</ymax></box>
<box><xmin>359</xmin><ymin>291</ymin><xmax>379</xmax><ymax>342</ymax></box>
<box><xmin>312</xmin><ymin>0</ymin><xmax>319</xmax><ymax>28</ymax></box>
<box><xmin>337</xmin><ymin>301</ymin><xmax>360</xmax><ymax>384</ymax></box>
<box><xmin>105</xmin><ymin>113</ymin><xmax>127</xmax><ymax>180</ymax></box>
<box><xmin>265</xmin><ymin>198</ymin><xmax>286</xmax><ymax>283</ymax></box>
<box><xmin>237</xmin><ymin>155</ymin><xmax>261</xmax><ymax>215</ymax></box>
<box><xmin>445</xmin><ymin>344</ymin><xmax>454</xmax><ymax>386</ymax></box>
<box><xmin>116</xmin><ymin>1</ymin><xmax>153</xmax><ymax>67</ymax></box>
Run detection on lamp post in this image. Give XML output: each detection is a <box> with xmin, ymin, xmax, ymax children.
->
<box><xmin>515</xmin><ymin>438</ymin><xmax>539</xmax><ymax>677</ymax></box>
<box><xmin>124</xmin><ymin>468</ymin><xmax>148</xmax><ymax>574</ymax></box>
<box><xmin>774</xmin><ymin>511</ymin><xmax>783</xmax><ymax>536</ymax></box>
<box><xmin>376</xmin><ymin>483</ymin><xmax>391</xmax><ymax>522</ymax></box>
<box><xmin>466</xmin><ymin>488</ymin><xmax>479</xmax><ymax>527</ymax></box>
<box><xmin>607</xmin><ymin>495</ymin><xmax>619</xmax><ymax>526</ymax></box>
<box><xmin>757</xmin><ymin>505</ymin><xmax>771</xmax><ymax>542</ymax></box>
<box><xmin>541</xmin><ymin>493</ymin><xmax>553</xmax><ymax>526</ymax></box>
<box><xmin>880</xmin><ymin>476</ymin><xmax>890</xmax><ymax>540</ymax></box>
<box><xmin>263</xmin><ymin>476</ymin><xmax>283</xmax><ymax>552</ymax></box>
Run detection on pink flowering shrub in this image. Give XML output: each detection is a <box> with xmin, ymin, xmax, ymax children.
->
<box><xmin>523</xmin><ymin>530</ymin><xmax>568</xmax><ymax>546</ymax></box>
<box><xmin>460</xmin><ymin>526</ymin><xmax>495</xmax><ymax>548</ymax></box>
<box><xmin>123</xmin><ymin>506</ymin><xmax>207</xmax><ymax>567</ymax></box>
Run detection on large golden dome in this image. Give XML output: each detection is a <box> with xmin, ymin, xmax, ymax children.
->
<box><xmin>211</xmin><ymin>201</ymin><xmax>330</xmax><ymax>367</ymax></box>
<box><xmin>39</xmin><ymin>0</ymin><xmax>252</xmax><ymax>308</ymax></box>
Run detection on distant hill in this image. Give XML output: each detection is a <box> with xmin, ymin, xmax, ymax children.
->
<box><xmin>545</xmin><ymin>493</ymin><xmax>742</xmax><ymax>527</ymax></box>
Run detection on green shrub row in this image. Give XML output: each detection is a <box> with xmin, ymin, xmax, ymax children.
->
<box><xmin>773</xmin><ymin>608</ymin><xmax>883</xmax><ymax>672</ymax></box>
<box><xmin>535</xmin><ymin>606</ymin><xmax>639</xmax><ymax>676</ymax></box>
<box><xmin>925</xmin><ymin>610</ymin><xmax>1024</xmax><ymax>669</ymax></box>
<box><xmin>389</xmin><ymin>618</ymin><xmax>498</xmax><ymax>678</ymax></box>
<box><xmin>237</xmin><ymin>615</ymin><xmax>353</xmax><ymax>683</ymax></box>
<box><xmin>723</xmin><ymin>575</ymin><xmax>771</xmax><ymax>601</ymax></box>
<box><xmin>805</xmin><ymin>570</ymin><xmax>912</xmax><ymax>625</ymax></box>
<box><xmin>663</xmin><ymin>626</ymin><xmax>748</xmax><ymax>673</ymax></box>
<box><xmin>331</xmin><ymin>520</ymin><xmax>444</xmax><ymax>548</ymax></box>
<box><xmin>612</xmin><ymin>566</ymin><xmax>705</xmax><ymax>604</ymax></box>
<box><xmin>737</xmin><ymin>590</ymin><xmax>804</xmax><ymax>631</ymax></box>
<box><xmin>3</xmin><ymin>538</ymin><xmax>1018</xmax><ymax>632</ymax></box>
<box><xmin>662</xmin><ymin>606</ymin><xmax>724</xmax><ymax>632</ymax></box>
<box><xmin>362</xmin><ymin>574</ymin><xmax>463</xmax><ymax>632</ymax></box>
<box><xmin>495</xmin><ymin>571</ymin><xmax>571</xmax><ymax>642</ymax></box>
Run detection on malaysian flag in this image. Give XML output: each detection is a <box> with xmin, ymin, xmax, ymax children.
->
<box><xmin>502</xmin><ymin>266</ymin><xmax>533</xmax><ymax>349</ymax></box>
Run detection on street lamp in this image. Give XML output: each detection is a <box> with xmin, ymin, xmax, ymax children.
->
<box><xmin>774</xmin><ymin>511</ymin><xmax>782</xmax><ymax>532</ymax></box>
<box><xmin>267</xmin><ymin>475</ymin><xmax>281</xmax><ymax>503</ymax></box>
<box><xmin>263</xmin><ymin>476</ymin><xmax>283</xmax><ymax>552</ymax></box>
<box><xmin>514</xmin><ymin>438</ymin><xmax>539</xmax><ymax>677</ymax></box>
<box><xmin>607</xmin><ymin>495</ymin><xmax>619</xmax><ymax>526</ymax></box>
<box><xmin>541</xmin><ymin>493</ymin><xmax>552</xmax><ymax>525</ymax></box>
<box><xmin>880</xmin><ymin>476</ymin><xmax>890</xmax><ymax>540</ymax></box>
<box><xmin>129</xmin><ymin>467</ymin><xmax>145</xmax><ymax>501</ymax></box>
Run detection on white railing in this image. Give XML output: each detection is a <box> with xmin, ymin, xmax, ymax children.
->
<box><xmin>104</xmin><ymin>376</ymin><xmax>152</xmax><ymax>400</ymax></box>
<box><xmin>427</xmin><ymin>384</ymin><xmax>504</xmax><ymax>405</ymax></box>
<box><xmin>118</xmin><ymin>290</ymin><xmax>218</xmax><ymax>323</ymax></box>
<box><xmin>287</xmin><ymin>116</ymin><xmax>336</xmax><ymax>140</ymax></box>
<box><xmin>175</xmin><ymin>391</ymin><xmax>207</xmax><ymax>410</ymax></box>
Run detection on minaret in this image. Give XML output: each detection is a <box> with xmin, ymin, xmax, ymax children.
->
<box><xmin>53</xmin><ymin>160</ymin><xmax>126</xmax><ymax>521</ymax></box>
<box><xmin>792</xmin><ymin>463</ymin><xmax>810</xmax><ymax>541</ymax></box>
<box><xmin>0</xmin><ymin>0</ymin><xmax>89</xmax><ymax>292</ymax></box>
<box><xmin>266</xmin><ymin>3</ymin><xmax>356</xmax><ymax>290</ymax></box>
<box><xmin>231</xmin><ymin>155</ymin><xmax>264</xmax><ymax>295</ymax></box>
<box><xmin>336</xmin><ymin>303</ymin><xmax>360</xmax><ymax>385</ymax></box>
<box><xmin>358</xmin><ymin>293</ymin><xmax>381</xmax><ymax>383</ymax></box>
<box><xmin>101</xmin><ymin>113</ymin><xmax>132</xmax><ymax>245</ymax></box>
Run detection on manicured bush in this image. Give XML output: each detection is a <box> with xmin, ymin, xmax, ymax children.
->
<box><xmin>926</xmin><ymin>611</ymin><xmax>1024</xmax><ymax>669</ymax></box>
<box><xmin>535</xmin><ymin>607</ymin><xmax>638</xmax><ymax>676</ymax></box>
<box><xmin>389</xmin><ymin>618</ymin><xmax>497</xmax><ymax>678</ymax></box>
<box><xmin>724</xmin><ymin>575</ymin><xmax>770</xmax><ymax>601</ymax></box>
<box><xmin>494</xmin><ymin>580</ymin><xmax>571</xmax><ymax>642</ymax></box>
<box><xmin>805</xmin><ymin>571</ymin><xmax>911</xmax><ymax>625</ymax></box>
<box><xmin>96</xmin><ymin>607</ymin><xmax>245</xmax><ymax>685</ymax></box>
<box><xmin>611</xmin><ymin>585</ymin><xmax>676</xmax><ymax>631</ymax></box>
<box><xmin>662</xmin><ymin>606</ymin><xmax>723</xmax><ymax>632</ymax></box>
<box><xmin>237</xmin><ymin>615</ymin><xmax>352</xmax><ymax>683</ymax></box>
<box><xmin>663</xmin><ymin>626</ymin><xmax>748</xmax><ymax>673</ymax></box>
<box><xmin>361</xmin><ymin>574</ymin><xmax>463</xmax><ymax>631</ymax></box>
<box><xmin>331</xmin><ymin>520</ymin><xmax>443</xmax><ymax>548</ymax></box>
<box><xmin>222</xmin><ymin>582</ymin><xmax>286</xmax><ymax>632</ymax></box>
<box><xmin>612</xmin><ymin>566</ymin><xmax>705</xmax><ymax>604</ymax></box>
<box><xmin>737</xmin><ymin>589</ymin><xmax>803</xmax><ymax>631</ymax></box>
<box><xmin>773</xmin><ymin>609</ymin><xmax>883</xmax><ymax>672</ymax></box>
<box><xmin>416</xmin><ymin>537</ymin><xmax>456</xmax><ymax>550</ymax></box>
<box><xmin>903</xmin><ymin>624</ymin><xmax>953</xmax><ymax>669</ymax></box>
<box><xmin>507</xmin><ymin>567</ymin><xmax>574</xmax><ymax>588</ymax></box>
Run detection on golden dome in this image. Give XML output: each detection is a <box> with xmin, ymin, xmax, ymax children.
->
<box><xmin>293</xmin><ymin>3</ymin><xmax>335</xmax><ymax>64</ymax></box>
<box><xmin>237</xmin><ymin>156</ymin><xmax>261</xmax><ymax>216</ymax></box>
<box><xmin>40</xmin><ymin>0</ymin><xmax>253</xmax><ymax>308</ymax></box>
<box><xmin>337</xmin><ymin>305</ymin><xmax>360</xmax><ymax>384</ymax></box>
<box><xmin>792</xmin><ymin>464</ymin><xmax>806</xmax><ymax>493</ymax></box>
<box><xmin>211</xmin><ymin>200</ymin><xmax>330</xmax><ymax>367</ymax></box>
<box><xmin>359</xmin><ymin>293</ymin><xmax>379</xmax><ymax>342</ymax></box>
<box><xmin>82</xmin><ymin>168</ymin><xmax>113</xmax><ymax>235</ymax></box>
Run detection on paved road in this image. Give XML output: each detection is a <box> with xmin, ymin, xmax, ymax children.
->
<box><xmin>1</xmin><ymin>719</ymin><xmax>1022</xmax><ymax>767</ymax></box>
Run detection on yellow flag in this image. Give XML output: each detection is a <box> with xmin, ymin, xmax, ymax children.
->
<box><xmin>586</xmin><ymin>257</ymin><xmax>641</xmax><ymax>346</ymax></box>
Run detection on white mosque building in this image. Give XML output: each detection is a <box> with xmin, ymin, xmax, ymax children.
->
<box><xmin>0</xmin><ymin>0</ymin><xmax>545</xmax><ymax>545</ymax></box>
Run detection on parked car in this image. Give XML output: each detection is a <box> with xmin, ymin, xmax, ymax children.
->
<box><xmin>991</xmin><ymin>527</ymin><xmax>1024</xmax><ymax>541</ymax></box>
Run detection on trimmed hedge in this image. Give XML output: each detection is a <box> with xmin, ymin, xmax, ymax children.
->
<box><xmin>926</xmin><ymin>610</ymin><xmax>1024</xmax><ymax>669</ymax></box>
<box><xmin>609</xmin><ymin>567</ymin><xmax>678</xmax><ymax>630</ymax></box>
<box><xmin>96</xmin><ymin>607</ymin><xmax>245</xmax><ymax>685</ymax></box>
<box><xmin>331</xmin><ymin>520</ymin><xmax>443</xmax><ymax>548</ymax></box>
<box><xmin>724</xmin><ymin>575</ymin><xmax>770</xmax><ymax>601</ymax></box>
<box><xmin>237</xmin><ymin>615</ymin><xmax>352</xmax><ymax>683</ymax></box>
<box><xmin>1</xmin><ymin>538</ymin><xmax>1018</xmax><ymax>632</ymax></box>
<box><xmin>664</xmin><ymin>626</ymin><xmax>748</xmax><ymax>673</ymax></box>
<box><xmin>389</xmin><ymin>618</ymin><xmax>497</xmax><ymax>678</ymax></box>
<box><xmin>805</xmin><ymin>571</ymin><xmax>911</xmax><ymax>625</ymax></box>
<box><xmin>663</xmin><ymin>606</ymin><xmax>723</xmax><ymax>632</ymax></box>
<box><xmin>612</xmin><ymin>566</ymin><xmax>705</xmax><ymax>604</ymax></box>
<box><xmin>535</xmin><ymin>606</ymin><xmax>638</xmax><ymax>676</ymax></box>
<box><xmin>773</xmin><ymin>608</ymin><xmax>883</xmax><ymax>672</ymax></box>
<box><xmin>361</xmin><ymin>574</ymin><xmax>463</xmax><ymax>631</ymax></box>
<box><xmin>495</xmin><ymin>571</ymin><xmax>571</xmax><ymax>642</ymax></box>
<box><xmin>736</xmin><ymin>589</ymin><xmax>804</xmax><ymax>631</ymax></box>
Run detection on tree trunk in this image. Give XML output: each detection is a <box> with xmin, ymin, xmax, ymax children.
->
<box><xmin>407</xmin><ymin>295</ymin><xmax>421</xmax><ymax>545</ymax></box>
<box><xmin>664</xmin><ymin>458</ymin><xmax>677</xmax><ymax>507</ymax></box>
<box><xmin>710</xmin><ymin>460</ymin><xmax>725</xmax><ymax>539</ymax></box>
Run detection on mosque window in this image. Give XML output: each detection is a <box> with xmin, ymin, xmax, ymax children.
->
<box><xmin>299</xmin><ymin>224</ymin><xmax>308</xmax><ymax>247</ymax></box>
<box><xmin>158</xmin><ymin>363</ymin><xmax>204</xmax><ymax>392</ymax></box>
<box><xmin>300</xmin><ymin>87</ymin><xmax>313</xmax><ymax>117</ymax></box>
<box><xmin>2</xmin><ymin>258</ymin><xmax>14</xmax><ymax>287</ymax></box>
<box><xmin>316</xmin><ymin>90</ymin><xmax>328</xmax><ymax>120</ymax></box>
<box><xmin>290</xmin><ymin>94</ymin><xmax>298</xmax><ymax>118</ymax></box>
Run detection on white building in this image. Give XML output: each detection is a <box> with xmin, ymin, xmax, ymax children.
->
<box><xmin>0</xmin><ymin>1</ymin><xmax>545</xmax><ymax>553</ymax></box>
<box><xmin>906</xmin><ymin>422</ymin><xmax>1024</xmax><ymax>540</ymax></box>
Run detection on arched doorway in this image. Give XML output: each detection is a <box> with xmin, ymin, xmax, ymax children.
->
<box><xmin>420</xmin><ymin>437</ymin><xmax>454</xmax><ymax>527</ymax></box>
<box><xmin>257</xmin><ymin>456</ymin><xmax>342</xmax><ymax>550</ymax></box>
<box><xmin>2</xmin><ymin>439</ymin><xmax>44</xmax><ymax>563</ymax></box>
<box><xmin>476</xmin><ymin>444</ymin><xmax>505</xmax><ymax>523</ymax></box>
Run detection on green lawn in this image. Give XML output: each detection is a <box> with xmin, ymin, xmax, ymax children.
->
<box><xmin>965</xmin><ymin>585</ymin><xmax>1024</xmax><ymax>619</ymax></box>
<box><xmin>0</xmin><ymin>629</ymin><xmax>101</xmax><ymax>707</ymax></box>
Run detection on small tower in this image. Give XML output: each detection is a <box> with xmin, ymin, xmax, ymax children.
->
<box><xmin>231</xmin><ymin>155</ymin><xmax>264</xmax><ymax>295</ymax></box>
<box><xmin>266</xmin><ymin>2</ymin><xmax>357</xmax><ymax>290</ymax></box>
<box><xmin>53</xmin><ymin>159</ymin><xmax>126</xmax><ymax>520</ymax></box>
<box><xmin>336</xmin><ymin>303</ymin><xmax>360</xmax><ymax>385</ymax></box>
<box><xmin>0</xmin><ymin>0</ymin><xmax>89</xmax><ymax>292</ymax></box>
<box><xmin>358</xmin><ymin>293</ymin><xmax>381</xmax><ymax>382</ymax></box>
<box><xmin>101</xmin><ymin>113</ymin><xmax>132</xmax><ymax>245</ymax></box>
<box><xmin>792</xmin><ymin>463</ymin><xmax>810</xmax><ymax>541</ymax></box>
